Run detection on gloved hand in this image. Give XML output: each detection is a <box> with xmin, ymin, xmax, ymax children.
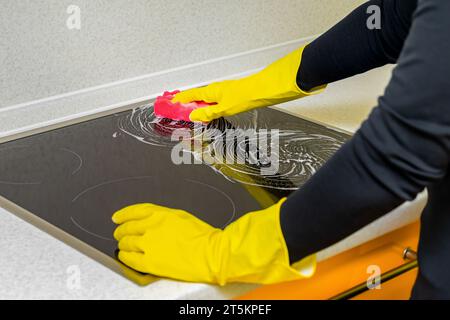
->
<box><xmin>112</xmin><ymin>199</ymin><xmax>316</xmax><ymax>285</ymax></box>
<box><xmin>172</xmin><ymin>45</ymin><xmax>325</xmax><ymax>122</ymax></box>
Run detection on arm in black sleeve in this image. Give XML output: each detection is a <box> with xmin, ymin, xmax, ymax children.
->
<box><xmin>282</xmin><ymin>0</ymin><xmax>450</xmax><ymax>263</ymax></box>
<box><xmin>297</xmin><ymin>0</ymin><xmax>417</xmax><ymax>91</ymax></box>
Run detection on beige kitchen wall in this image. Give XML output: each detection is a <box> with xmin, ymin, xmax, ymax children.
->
<box><xmin>0</xmin><ymin>0</ymin><xmax>364</xmax><ymax>108</ymax></box>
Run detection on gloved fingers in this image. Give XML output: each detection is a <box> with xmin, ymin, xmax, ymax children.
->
<box><xmin>172</xmin><ymin>88</ymin><xmax>208</xmax><ymax>104</ymax></box>
<box><xmin>118</xmin><ymin>251</ymin><xmax>145</xmax><ymax>271</ymax></box>
<box><xmin>113</xmin><ymin>203</ymin><xmax>169</xmax><ymax>224</ymax></box>
<box><xmin>114</xmin><ymin>220</ymin><xmax>147</xmax><ymax>240</ymax></box>
<box><xmin>118</xmin><ymin>235</ymin><xmax>145</xmax><ymax>252</ymax></box>
<box><xmin>113</xmin><ymin>214</ymin><xmax>167</xmax><ymax>240</ymax></box>
<box><xmin>189</xmin><ymin>104</ymin><xmax>225</xmax><ymax>122</ymax></box>
<box><xmin>172</xmin><ymin>86</ymin><xmax>219</xmax><ymax>104</ymax></box>
<box><xmin>112</xmin><ymin>203</ymin><xmax>152</xmax><ymax>224</ymax></box>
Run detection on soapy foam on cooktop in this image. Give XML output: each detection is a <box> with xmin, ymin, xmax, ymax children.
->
<box><xmin>117</xmin><ymin>103</ymin><xmax>344</xmax><ymax>190</ymax></box>
<box><xmin>116</xmin><ymin>103</ymin><xmax>257</xmax><ymax>147</ymax></box>
<box><xmin>204</xmin><ymin>130</ymin><xmax>343</xmax><ymax>190</ymax></box>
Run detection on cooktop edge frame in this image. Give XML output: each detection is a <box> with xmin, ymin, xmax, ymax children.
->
<box><xmin>0</xmin><ymin>101</ymin><xmax>353</xmax><ymax>144</ymax></box>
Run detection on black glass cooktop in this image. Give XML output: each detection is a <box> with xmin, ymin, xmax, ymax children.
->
<box><xmin>0</xmin><ymin>103</ymin><xmax>350</xmax><ymax>284</ymax></box>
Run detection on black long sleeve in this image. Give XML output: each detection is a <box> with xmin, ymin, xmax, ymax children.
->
<box><xmin>297</xmin><ymin>0</ymin><xmax>417</xmax><ymax>91</ymax></box>
<box><xmin>281</xmin><ymin>0</ymin><xmax>450</xmax><ymax>274</ymax></box>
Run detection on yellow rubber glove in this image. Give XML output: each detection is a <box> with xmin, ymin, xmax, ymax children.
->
<box><xmin>112</xmin><ymin>199</ymin><xmax>316</xmax><ymax>285</ymax></box>
<box><xmin>172</xmin><ymin>45</ymin><xmax>325</xmax><ymax>122</ymax></box>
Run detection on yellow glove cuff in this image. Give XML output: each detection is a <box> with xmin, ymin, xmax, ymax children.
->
<box><xmin>213</xmin><ymin>198</ymin><xmax>316</xmax><ymax>285</ymax></box>
<box><xmin>253</xmin><ymin>45</ymin><xmax>326</xmax><ymax>98</ymax></box>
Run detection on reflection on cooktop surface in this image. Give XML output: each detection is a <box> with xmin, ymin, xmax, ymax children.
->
<box><xmin>0</xmin><ymin>102</ymin><xmax>350</xmax><ymax>283</ymax></box>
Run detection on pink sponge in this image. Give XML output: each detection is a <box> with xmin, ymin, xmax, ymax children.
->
<box><xmin>154</xmin><ymin>90</ymin><xmax>214</xmax><ymax>122</ymax></box>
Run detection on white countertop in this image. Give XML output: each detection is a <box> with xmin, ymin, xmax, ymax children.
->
<box><xmin>0</xmin><ymin>64</ymin><xmax>427</xmax><ymax>299</ymax></box>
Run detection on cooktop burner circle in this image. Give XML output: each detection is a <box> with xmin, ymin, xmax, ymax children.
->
<box><xmin>0</xmin><ymin>145</ymin><xmax>83</xmax><ymax>185</ymax></box>
<box><xmin>70</xmin><ymin>175</ymin><xmax>237</xmax><ymax>242</ymax></box>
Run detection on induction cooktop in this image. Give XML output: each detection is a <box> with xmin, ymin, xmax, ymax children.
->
<box><xmin>0</xmin><ymin>101</ymin><xmax>350</xmax><ymax>285</ymax></box>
